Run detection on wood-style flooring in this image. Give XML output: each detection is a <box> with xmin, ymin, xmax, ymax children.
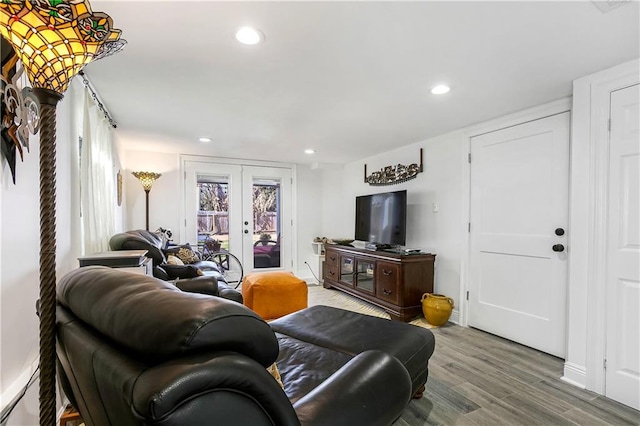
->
<box><xmin>395</xmin><ymin>324</ymin><xmax>640</xmax><ymax>426</ymax></box>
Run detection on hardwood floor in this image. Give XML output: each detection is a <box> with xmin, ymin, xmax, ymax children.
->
<box><xmin>395</xmin><ymin>324</ymin><xmax>640</xmax><ymax>426</ymax></box>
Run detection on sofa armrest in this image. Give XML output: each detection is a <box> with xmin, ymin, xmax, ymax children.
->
<box><xmin>292</xmin><ymin>350</ymin><xmax>411</xmax><ymax>426</ymax></box>
<box><xmin>173</xmin><ymin>275</ymin><xmax>219</xmax><ymax>295</ymax></box>
<box><xmin>132</xmin><ymin>353</ymin><xmax>301</xmax><ymax>426</ymax></box>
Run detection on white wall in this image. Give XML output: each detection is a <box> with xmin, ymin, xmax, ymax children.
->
<box><xmin>0</xmin><ymin>109</ymin><xmax>42</xmax><ymax>425</ymax></box>
<box><xmin>120</xmin><ymin>150</ymin><xmax>181</xmax><ymax>234</ymax></box>
<box><xmin>0</xmin><ymin>79</ymin><xmax>125</xmax><ymax>424</ymax></box>
<box><xmin>294</xmin><ymin>165</ymin><xmax>324</xmax><ymax>281</ymax></box>
<box><xmin>322</xmin><ymin>132</ymin><xmax>464</xmax><ymax>316</ymax></box>
<box><xmin>0</xmin><ymin>85</ymin><xmax>76</xmax><ymax>424</ymax></box>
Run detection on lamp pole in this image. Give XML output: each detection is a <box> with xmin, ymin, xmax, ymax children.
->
<box><xmin>34</xmin><ymin>88</ymin><xmax>63</xmax><ymax>425</ymax></box>
<box><xmin>145</xmin><ymin>189</ymin><xmax>150</xmax><ymax>230</ymax></box>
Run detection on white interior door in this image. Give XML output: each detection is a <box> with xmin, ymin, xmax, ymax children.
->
<box><xmin>605</xmin><ymin>83</ymin><xmax>640</xmax><ymax>410</ymax></box>
<box><xmin>469</xmin><ymin>112</ymin><xmax>570</xmax><ymax>358</ymax></box>
<box><xmin>242</xmin><ymin>166</ymin><xmax>292</xmax><ymax>274</ymax></box>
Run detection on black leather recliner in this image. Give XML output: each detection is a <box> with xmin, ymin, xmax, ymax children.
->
<box><xmin>109</xmin><ymin>229</ymin><xmax>242</xmax><ymax>303</ymax></box>
<box><xmin>56</xmin><ymin>267</ymin><xmax>435</xmax><ymax>426</ymax></box>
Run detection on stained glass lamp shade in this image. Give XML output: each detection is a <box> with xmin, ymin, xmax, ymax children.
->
<box><xmin>133</xmin><ymin>171</ymin><xmax>162</xmax><ymax>192</ymax></box>
<box><xmin>0</xmin><ymin>0</ymin><xmax>124</xmax><ymax>94</ymax></box>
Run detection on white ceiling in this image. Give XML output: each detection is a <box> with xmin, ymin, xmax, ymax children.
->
<box><xmin>86</xmin><ymin>1</ymin><xmax>639</xmax><ymax>165</ymax></box>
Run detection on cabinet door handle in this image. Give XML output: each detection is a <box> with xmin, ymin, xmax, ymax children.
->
<box><xmin>329</xmin><ymin>270</ymin><xmax>335</xmax><ymax>276</ymax></box>
<box><xmin>382</xmin><ymin>269</ymin><xmax>393</xmax><ymax>276</ymax></box>
<box><xmin>383</xmin><ymin>289</ymin><xmax>392</xmax><ymax>296</ymax></box>
<box><xmin>329</xmin><ymin>256</ymin><xmax>336</xmax><ymax>261</ymax></box>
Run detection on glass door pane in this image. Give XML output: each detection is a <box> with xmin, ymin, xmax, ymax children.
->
<box><xmin>251</xmin><ymin>180</ymin><xmax>281</xmax><ymax>269</ymax></box>
<box><xmin>197</xmin><ymin>178</ymin><xmax>229</xmax><ymax>251</ymax></box>
<box><xmin>340</xmin><ymin>256</ymin><xmax>354</xmax><ymax>285</ymax></box>
<box><xmin>355</xmin><ymin>259</ymin><xmax>375</xmax><ymax>293</ymax></box>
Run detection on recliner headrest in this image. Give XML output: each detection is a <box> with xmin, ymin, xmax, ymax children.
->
<box><xmin>57</xmin><ymin>266</ymin><xmax>279</xmax><ymax>366</ymax></box>
<box><xmin>109</xmin><ymin>230</ymin><xmax>165</xmax><ymax>265</ymax></box>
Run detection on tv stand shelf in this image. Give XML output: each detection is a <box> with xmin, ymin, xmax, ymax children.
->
<box><xmin>323</xmin><ymin>245</ymin><xmax>435</xmax><ymax>322</ymax></box>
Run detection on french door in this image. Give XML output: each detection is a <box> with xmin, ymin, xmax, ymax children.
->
<box><xmin>183</xmin><ymin>160</ymin><xmax>292</xmax><ymax>274</ymax></box>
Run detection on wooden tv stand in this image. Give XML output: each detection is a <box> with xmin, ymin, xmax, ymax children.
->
<box><xmin>323</xmin><ymin>245</ymin><xmax>435</xmax><ymax>322</ymax></box>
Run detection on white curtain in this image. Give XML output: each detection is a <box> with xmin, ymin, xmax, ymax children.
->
<box><xmin>80</xmin><ymin>90</ymin><xmax>116</xmax><ymax>254</ymax></box>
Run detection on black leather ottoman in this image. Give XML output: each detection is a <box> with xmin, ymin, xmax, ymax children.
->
<box><xmin>270</xmin><ymin>305</ymin><xmax>436</xmax><ymax>402</ymax></box>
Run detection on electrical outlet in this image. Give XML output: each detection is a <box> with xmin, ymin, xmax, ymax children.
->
<box><xmin>432</xmin><ymin>203</ymin><xmax>439</xmax><ymax>213</ymax></box>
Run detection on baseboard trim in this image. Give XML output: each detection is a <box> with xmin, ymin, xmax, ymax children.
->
<box><xmin>561</xmin><ymin>362</ymin><xmax>587</xmax><ymax>389</ymax></box>
<box><xmin>0</xmin><ymin>356</ymin><xmax>39</xmax><ymax>414</ymax></box>
<box><xmin>449</xmin><ymin>309</ymin><xmax>460</xmax><ymax>324</ymax></box>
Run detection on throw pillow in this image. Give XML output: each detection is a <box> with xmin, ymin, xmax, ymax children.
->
<box><xmin>163</xmin><ymin>243</ymin><xmax>201</xmax><ymax>264</ymax></box>
<box><xmin>267</xmin><ymin>362</ymin><xmax>284</xmax><ymax>388</ymax></box>
<box><xmin>177</xmin><ymin>246</ymin><xmax>200</xmax><ymax>264</ymax></box>
<box><xmin>166</xmin><ymin>255</ymin><xmax>184</xmax><ymax>265</ymax></box>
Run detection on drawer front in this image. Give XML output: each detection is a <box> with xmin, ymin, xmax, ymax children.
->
<box><xmin>325</xmin><ymin>250</ymin><xmax>339</xmax><ymax>267</ymax></box>
<box><xmin>376</xmin><ymin>262</ymin><xmax>401</xmax><ymax>304</ymax></box>
<box><xmin>325</xmin><ymin>265</ymin><xmax>339</xmax><ymax>282</ymax></box>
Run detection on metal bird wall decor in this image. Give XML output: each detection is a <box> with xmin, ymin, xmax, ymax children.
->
<box><xmin>1</xmin><ymin>36</ymin><xmax>40</xmax><ymax>184</ymax></box>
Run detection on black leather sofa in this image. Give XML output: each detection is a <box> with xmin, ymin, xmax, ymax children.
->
<box><xmin>109</xmin><ymin>229</ymin><xmax>242</xmax><ymax>303</ymax></box>
<box><xmin>56</xmin><ymin>267</ymin><xmax>436</xmax><ymax>426</ymax></box>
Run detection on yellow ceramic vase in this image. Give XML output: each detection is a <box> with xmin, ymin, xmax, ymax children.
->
<box><xmin>421</xmin><ymin>293</ymin><xmax>454</xmax><ymax>326</ymax></box>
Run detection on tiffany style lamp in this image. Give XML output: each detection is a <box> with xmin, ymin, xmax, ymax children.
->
<box><xmin>0</xmin><ymin>1</ymin><xmax>124</xmax><ymax>423</ymax></box>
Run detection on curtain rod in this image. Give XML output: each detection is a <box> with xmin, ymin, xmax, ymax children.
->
<box><xmin>78</xmin><ymin>70</ymin><xmax>117</xmax><ymax>128</ymax></box>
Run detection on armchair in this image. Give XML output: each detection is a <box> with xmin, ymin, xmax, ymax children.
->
<box><xmin>109</xmin><ymin>230</ymin><xmax>242</xmax><ymax>303</ymax></box>
<box><xmin>55</xmin><ymin>267</ymin><xmax>419</xmax><ymax>426</ymax></box>
<box><xmin>253</xmin><ymin>238</ymin><xmax>280</xmax><ymax>268</ymax></box>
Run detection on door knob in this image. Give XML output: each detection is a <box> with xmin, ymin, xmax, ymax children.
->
<box><xmin>552</xmin><ymin>244</ymin><xmax>565</xmax><ymax>252</ymax></box>
<box><xmin>555</xmin><ymin>228</ymin><xmax>565</xmax><ymax>236</ymax></box>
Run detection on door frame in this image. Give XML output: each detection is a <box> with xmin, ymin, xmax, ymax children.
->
<box><xmin>568</xmin><ymin>59</ymin><xmax>640</xmax><ymax>393</ymax></box>
<box><xmin>458</xmin><ymin>97</ymin><xmax>572</xmax><ymax>330</ymax></box>
<box><xmin>179</xmin><ymin>154</ymin><xmax>298</xmax><ymax>273</ymax></box>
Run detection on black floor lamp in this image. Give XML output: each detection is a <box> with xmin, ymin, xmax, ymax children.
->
<box><xmin>0</xmin><ymin>2</ymin><xmax>124</xmax><ymax>424</ymax></box>
<box><xmin>132</xmin><ymin>171</ymin><xmax>161</xmax><ymax>230</ymax></box>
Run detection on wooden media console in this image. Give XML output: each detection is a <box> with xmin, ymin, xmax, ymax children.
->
<box><xmin>323</xmin><ymin>245</ymin><xmax>435</xmax><ymax>322</ymax></box>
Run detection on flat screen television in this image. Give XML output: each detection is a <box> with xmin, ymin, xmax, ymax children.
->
<box><xmin>355</xmin><ymin>190</ymin><xmax>407</xmax><ymax>246</ymax></box>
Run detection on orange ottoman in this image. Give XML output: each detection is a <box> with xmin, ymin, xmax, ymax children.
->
<box><xmin>242</xmin><ymin>271</ymin><xmax>308</xmax><ymax>320</ymax></box>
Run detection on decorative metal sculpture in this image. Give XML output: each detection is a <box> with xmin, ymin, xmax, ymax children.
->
<box><xmin>1</xmin><ymin>38</ymin><xmax>39</xmax><ymax>183</ymax></box>
<box><xmin>364</xmin><ymin>148</ymin><xmax>423</xmax><ymax>186</ymax></box>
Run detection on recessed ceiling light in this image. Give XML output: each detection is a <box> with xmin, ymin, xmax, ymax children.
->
<box><xmin>304</xmin><ymin>149</ymin><xmax>315</xmax><ymax>154</ymax></box>
<box><xmin>431</xmin><ymin>84</ymin><xmax>451</xmax><ymax>95</ymax></box>
<box><xmin>199</xmin><ymin>137</ymin><xmax>212</xmax><ymax>143</ymax></box>
<box><xmin>235</xmin><ymin>27</ymin><xmax>264</xmax><ymax>45</ymax></box>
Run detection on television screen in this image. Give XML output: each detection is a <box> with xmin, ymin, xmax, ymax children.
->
<box><xmin>355</xmin><ymin>190</ymin><xmax>407</xmax><ymax>245</ymax></box>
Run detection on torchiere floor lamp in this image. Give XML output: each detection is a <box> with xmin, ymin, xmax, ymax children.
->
<box><xmin>0</xmin><ymin>2</ymin><xmax>124</xmax><ymax>424</ymax></box>
<box><xmin>132</xmin><ymin>171</ymin><xmax>161</xmax><ymax>230</ymax></box>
